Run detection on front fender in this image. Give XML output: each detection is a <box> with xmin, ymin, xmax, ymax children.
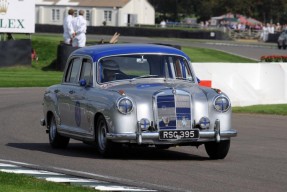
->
<box><xmin>43</xmin><ymin>89</ymin><xmax>60</xmax><ymax>127</ymax></box>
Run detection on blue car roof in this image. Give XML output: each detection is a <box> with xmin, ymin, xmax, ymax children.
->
<box><xmin>71</xmin><ymin>43</ymin><xmax>190</xmax><ymax>61</ymax></box>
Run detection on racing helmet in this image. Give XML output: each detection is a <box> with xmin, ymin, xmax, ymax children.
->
<box><xmin>101</xmin><ymin>60</ymin><xmax>120</xmax><ymax>82</ymax></box>
<box><xmin>102</xmin><ymin>60</ymin><xmax>120</xmax><ymax>71</ymax></box>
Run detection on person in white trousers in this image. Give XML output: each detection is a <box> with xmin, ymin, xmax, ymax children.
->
<box><xmin>63</xmin><ymin>9</ymin><xmax>75</xmax><ymax>45</ymax></box>
<box><xmin>72</xmin><ymin>10</ymin><xmax>87</xmax><ymax>48</ymax></box>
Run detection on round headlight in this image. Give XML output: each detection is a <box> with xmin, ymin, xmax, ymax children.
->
<box><xmin>117</xmin><ymin>97</ymin><xmax>133</xmax><ymax>114</ymax></box>
<box><xmin>213</xmin><ymin>95</ymin><xmax>231</xmax><ymax>112</ymax></box>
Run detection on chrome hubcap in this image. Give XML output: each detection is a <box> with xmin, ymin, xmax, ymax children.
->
<box><xmin>98</xmin><ymin>121</ymin><xmax>107</xmax><ymax>151</ymax></box>
<box><xmin>50</xmin><ymin>118</ymin><xmax>56</xmax><ymax>140</ymax></box>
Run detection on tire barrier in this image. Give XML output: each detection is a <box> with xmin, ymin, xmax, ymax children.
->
<box><xmin>56</xmin><ymin>43</ymin><xmax>79</xmax><ymax>71</ymax></box>
<box><xmin>35</xmin><ymin>24</ymin><xmax>231</xmax><ymax>40</ymax></box>
<box><xmin>0</xmin><ymin>39</ymin><xmax>31</xmax><ymax>67</ymax></box>
<box><xmin>267</xmin><ymin>33</ymin><xmax>280</xmax><ymax>43</ymax></box>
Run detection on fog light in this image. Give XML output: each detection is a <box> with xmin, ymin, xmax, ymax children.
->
<box><xmin>140</xmin><ymin>118</ymin><xmax>150</xmax><ymax>131</ymax></box>
<box><xmin>199</xmin><ymin>117</ymin><xmax>210</xmax><ymax>129</ymax></box>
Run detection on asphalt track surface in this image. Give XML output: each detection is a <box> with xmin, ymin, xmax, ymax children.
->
<box><xmin>1</xmin><ymin>37</ymin><xmax>287</xmax><ymax>191</ymax></box>
<box><xmin>1</xmin><ymin>87</ymin><xmax>287</xmax><ymax>192</ymax></box>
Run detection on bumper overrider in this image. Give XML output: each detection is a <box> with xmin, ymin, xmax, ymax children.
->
<box><xmin>106</xmin><ymin>119</ymin><xmax>237</xmax><ymax>144</ymax></box>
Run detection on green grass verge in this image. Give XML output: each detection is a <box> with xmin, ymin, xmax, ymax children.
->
<box><xmin>0</xmin><ymin>68</ymin><xmax>62</xmax><ymax>87</ymax></box>
<box><xmin>233</xmin><ymin>104</ymin><xmax>287</xmax><ymax>116</ymax></box>
<box><xmin>0</xmin><ymin>172</ymin><xmax>96</xmax><ymax>192</ymax></box>
<box><xmin>182</xmin><ymin>47</ymin><xmax>256</xmax><ymax>63</ymax></box>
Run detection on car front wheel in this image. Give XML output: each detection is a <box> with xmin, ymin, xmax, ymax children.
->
<box><xmin>95</xmin><ymin>115</ymin><xmax>118</xmax><ymax>157</ymax></box>
<box><xmin>49</xmin><ymin>115</ymin><xmax>70</xmax><ymax>148</ymax></box>
<box><xmin>204</xmin><ymin>140</ymin><xmax>230</xmax><ymax>159</ymax></box>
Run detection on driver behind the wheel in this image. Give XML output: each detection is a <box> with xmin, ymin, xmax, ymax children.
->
<box><xmin>101</xmin><ymin>60</ymin><xmax>120</xmax><ymax>82</ymax></box>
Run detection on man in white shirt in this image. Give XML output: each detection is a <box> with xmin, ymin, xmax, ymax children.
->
<box><xmin>72</xmin><ymin>10</ymin><xmax>87</xmax><ymax>47</ymax></box>
<box><xmin>63</xmin><ymin>9</ymin><xmax>75</xmax><ymax>45</ymax></box>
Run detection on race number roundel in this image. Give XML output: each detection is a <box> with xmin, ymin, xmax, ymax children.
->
<box><xmin>75</xmin><ymin>101</ymin><xmax>81</xmax><ymax>127</ymax></box>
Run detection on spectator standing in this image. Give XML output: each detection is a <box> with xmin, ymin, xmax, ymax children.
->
<box><xmin>262</xmin><ymin>24</ymin><xmax>269</xmax><ymax>41</ymax></box>
<box><xmin>72</xmin><ymin>10</ymin><xmax>87</xmax><ymax>47</ymax></box>
<box><xmin>205</xmin><ymin>21</ymin><xmax>209</xmax><ymax>28</ymax></box>
<box><xmin>160</xmin><ymin>20</ymin><xmax>166</xmax><ymax>28</ymax></box>
<box><xmin>200</xmin><ymin>21</ymin><xmax>204</xmax><ymax>28</ymax></box>
<box><xmin>240</xmin><ymin>23</ymin><xmax>246</xmax><ymax>31</ymax></box>
<box><xmin>237</xmin><ymin>23</ymin><xmax>242</xmax><ymax>30</ymax></box>
<box><xmin>268</xmin><ymin>23</ymin><xmax>275</xmax><ymax>34</ymax></box>
<box><xmin>275</xmin><ymin>23</ymin><xmax>282</xmax><ymax>33</ymax></box>
<box><xmin>63</xmin><ymin>9</ymin><xmax>75</xmax><ymax>45</ymax></box>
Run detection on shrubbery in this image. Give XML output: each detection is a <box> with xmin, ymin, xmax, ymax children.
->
<box><xmin>260</xmin><ymin>55</ymin><xmax>287</xmax><ymax>62</ymax></box>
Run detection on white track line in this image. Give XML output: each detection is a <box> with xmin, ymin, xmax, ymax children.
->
<box><xmin>0</xmin><ymin>159</ymin><xmax>157</xmax><ymax>191</ymax></box>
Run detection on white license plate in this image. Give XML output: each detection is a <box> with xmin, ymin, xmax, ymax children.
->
<box><xmin>159</xmin><ymin>129</ymin><xmax>199</xmax><ymax>140</ymax></box>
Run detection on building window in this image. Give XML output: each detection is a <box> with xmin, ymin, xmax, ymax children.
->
<box><xmin>86</xmin><ymin>10</ymin><xmax>90</xmax><ymax>21</ymax></box>
<box><xmin>56</xmin><ymin>9</ymin><xmax>60</xmax><ymax>20</ymax></box>
<box><xmin>104</xmin><ymin>10</ymin><xmax>112</xmax><ymax>21</ymax></box>
<box><xmin>52</xmin><ymin>9</ymin><xmax>60</xmax><ymax>21</ymax></box>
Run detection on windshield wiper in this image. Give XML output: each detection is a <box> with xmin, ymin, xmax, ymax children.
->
<box><xmin>176</xmin><ymin>77</ymin><xmax>187</xmax><ymax>80</ymax></box>
<box><xmin>176</xmin><ymin>77</ymin><xmax>193</xmax><ymax>81</ymax></box>
<box><xmin>132</xmin><ymin>75</ymin><xmax>160</xmax><ymax>79</ymax></box>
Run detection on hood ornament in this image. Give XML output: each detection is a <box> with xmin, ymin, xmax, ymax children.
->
<box><xmin>172</xmin><ymin>88</ymin><xmax>176</xmax><ymax>95</ymax></box>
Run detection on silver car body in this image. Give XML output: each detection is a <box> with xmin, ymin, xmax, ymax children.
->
<box><xmin>41</xmin><ymin>44</ymin><xmax>237</xmax><ymax>158</ymax></box>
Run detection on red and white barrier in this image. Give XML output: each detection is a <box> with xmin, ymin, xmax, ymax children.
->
<box><xmin>193</xmin><ymin>63</ymin><xmax>287</xmax><ymax>106</ymax></box>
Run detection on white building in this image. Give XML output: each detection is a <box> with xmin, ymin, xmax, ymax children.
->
<box><xmin>35</xmin><ymin>0</ymin><xmax>155</xmax><ymax>27</ymax></box>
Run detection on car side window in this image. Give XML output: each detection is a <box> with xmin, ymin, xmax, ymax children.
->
<box><xmin>184</xmin><ymin>60</ymin><xmax>193</xmax><ymax>80</ymax></box>
<box><xmin>174</xmin><ymin>59</ymin><xmax>193</xmax><ymax>80</ymax></box>
<box><xmin>79</xmin><ymin>59</ymin><xmax>93</xmax><ymax>86</ymax></box>
<box><xmin>65</xmin><ymin>58</ymin><xmax>81</xmax><ymax>83</ymax></box>
<box><xmin>172</xmin><ymin>59</ymin><xmax>180</xmax><ymax>77</ymax></box>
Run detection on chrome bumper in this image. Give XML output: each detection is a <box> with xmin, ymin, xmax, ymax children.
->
<box><xmin>106</xmin><ymin>129</ymin><xmax>237</xmax><ymax>142</ymax></box>
<box><xmin>107</xmin><ymin>119</ymin><xmax>237</xmax><ymax>144</ymax></box>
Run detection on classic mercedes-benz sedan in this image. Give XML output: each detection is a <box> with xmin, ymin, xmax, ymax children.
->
<box><xmin>41</xmin><ymin>43</ymin><xmax>237</xmax><ymax>159</ymax></box>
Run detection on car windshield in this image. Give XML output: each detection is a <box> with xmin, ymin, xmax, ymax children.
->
<box><xmin>97</xmin><ymin>54</ymin><xmax>194</xmax><ymax>83</ymax></box>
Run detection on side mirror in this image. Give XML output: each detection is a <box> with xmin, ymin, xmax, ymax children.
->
<box><xmin>79</xmin><ymin>79</ymin><xmax>87</xmax><ymax>87</ymax></box>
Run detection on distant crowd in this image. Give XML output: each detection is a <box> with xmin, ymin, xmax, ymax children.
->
<box><xmin>210</xmin><ymin>20</ymin><xmax>286</xmax><ymax>41</ymax></box>
<box><xmin>218</xmin><ymin>21</ymin><xmax>285</xmax><ymax>33</ymax></box>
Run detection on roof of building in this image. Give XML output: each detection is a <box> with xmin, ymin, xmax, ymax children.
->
<box><xmin>35</xmin><ymin>0</ymin><xmax>131</xmax><ymax>7</ymax></box>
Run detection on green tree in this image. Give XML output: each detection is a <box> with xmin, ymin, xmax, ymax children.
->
<box><xmin>148</xmin><ymin>0</ymin><xmax>287</xmax><ymax>24</ymax></box>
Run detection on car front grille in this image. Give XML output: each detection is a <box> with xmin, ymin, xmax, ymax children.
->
<box><xmin>156</xmin><ymin>90</ymin><xmax>192</xmax><ymax>130</ymax></box>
